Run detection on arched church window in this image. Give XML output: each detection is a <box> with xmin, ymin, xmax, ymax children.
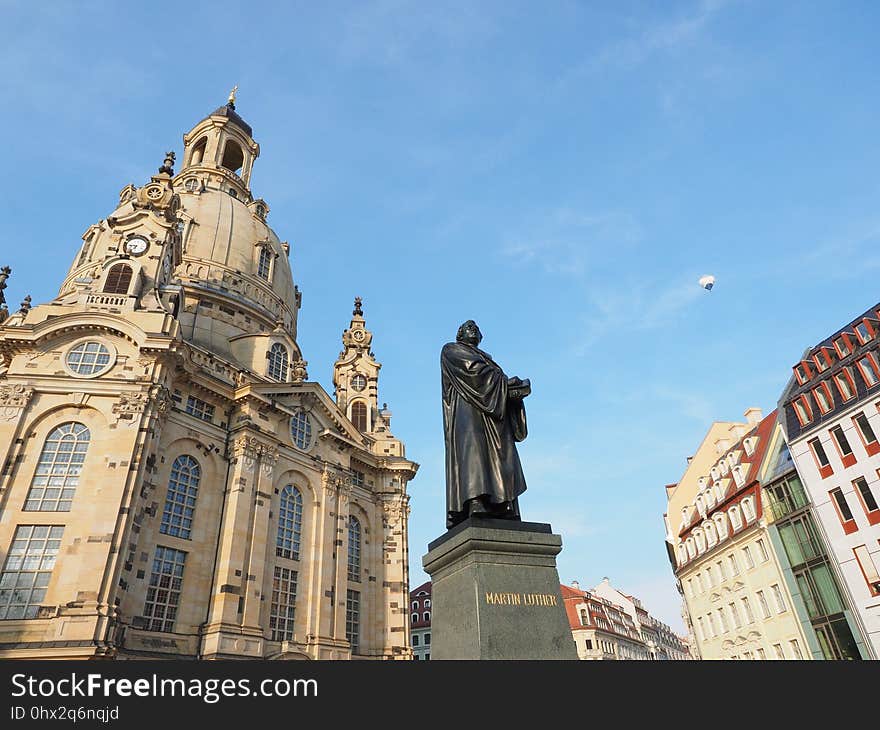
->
<box><xmin>267</xmin><ymin>343</ymin><xmax>288</xmax><ymax>381</ymax></box>
<box><xmin>348</xmin><ymin>516</ymin><xmax>361</xmax><ymax>582</ymax></box>
<box><xmin>190</xmin><ymin>136</ymin><xmax>207</xmax><ymax>166</ymax></box>
<box><xmin>277</xmin><ymin>486</ymin><xmax>303</xmax><ymax>561</ymax></box>
<box><xmin>103</xmin><ymin>263</ymin><xmax>133</xmax><ymax>294</ymax></box>
<box><xmin>159</xmin><ymin>455</ymin><xmax>201</xmax><ymax>540</ymax></box>
<box><xmin>351</xmin><ymin>401</ymin><xmax>367</xmax><ymax>432</ymax></box>
<box><xmin>289</xmin><ymin>410</ymin><xmax>312</xmax><ymax>450</ymax></box>
<box><xmin>221</xmin><ymin>140</ymin><xmax>244</xmax><ymax>174</ymax></box>
<box><xmin>24</xmin><ymin>422</ymin><xmax>90</xmax><ymax>511</ymax></box>
<box><xmin>257</xmin><ymin>248</ymin><xmax>273</xmax><ymax>281</ymax></box>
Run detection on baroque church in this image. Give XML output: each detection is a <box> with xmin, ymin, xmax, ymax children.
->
<box><xmin>0</xmin><ymin>94</ymin><xmax>418</xmax><ymax>659</ymax></box>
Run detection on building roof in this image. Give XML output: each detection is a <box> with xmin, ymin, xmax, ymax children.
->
<box><xmin>410</xmin><ymin>580</ymin><xmax>432</xmax><ymax>598</ymax></box>
<box><xmin>678</xmin><ymin>409</ymin><xmax>777</xmax><ymax>538</ymax></box>
<box><xmin>778</xmin><ymin>301</ymin><xmax>880</xmax><ymax>442</ymax></box>
<box><xmin>206</xmin><ymin>102</ymin><xmax>254</xmax><ymax>137</ymax></box>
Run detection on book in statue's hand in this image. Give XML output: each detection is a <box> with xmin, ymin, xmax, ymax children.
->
<box><xmin>508</xmin><ymin>377</ymin><xmax>531</xmax><ymax>399</ymax></box>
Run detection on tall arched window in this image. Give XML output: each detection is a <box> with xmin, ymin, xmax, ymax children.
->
<box><xmin>160</xmin><ymin>455</ymin><xmax>201</xmax><ymax>540</ymax></box>
<box><xmin>267</xmin><ymin>343</ymin><xmax>289</xmax><ymax>381</ymax></box>
<box><xmin>348</xmin><ymin>516</ymin><xmax>361</xmax><ymax>582</ymax></box>
<box><xmin>277</xmin><ymin>486</ymin><xmax>303</xmax><ymax>560</ymax></box>
<box><xmin>221</xmin><ymin>140</ymin><xmax>244</xmax><ymax>173</ymax></box>
<box><xmin>103</xmin><ymin>263</ymin><xmax>133</xmax><ymax>294</ymax></box>
<box><xmin>190</xmin><ymin>136</ymin><xmax>207</xmax><ymax>166</ymax></box>
<box><xmin>257</xmin><ymin>248</ymin><xmax>272</xmax><ymax>280</ymax></box>
<box><xmin>351</xmin><ymin>401</ymin><xmax>367</xmax><ymax>432</ymax></box>
<box><xmin>25</xmin><ymin>422</ymin><xmax>90</xmax><ymax>511</ymax></box>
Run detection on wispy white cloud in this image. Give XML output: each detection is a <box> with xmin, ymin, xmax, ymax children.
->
<box><xmin>501</xmin><ymin>207</ymin><xmax>643</xmax><ymax>277</ymax></box>
<box><xmin>594</xmin><ymin>0</ymin><xmax>730</xmax><ymax>69</ymax></box>
<box><xmin>575</xmin><ymin>276</ymin><xmax>704</xmax><ymax>349</ymax></box>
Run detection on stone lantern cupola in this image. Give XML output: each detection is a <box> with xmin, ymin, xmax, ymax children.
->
<box><xmin>179</xmin><ymin>87</ymin><xmax>260</xmax><ymax>201</ymax></box>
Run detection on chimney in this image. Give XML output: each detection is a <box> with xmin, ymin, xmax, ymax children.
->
<box><xmin>571</xmin><ymin>580</ymin><xmax>580</xmax><ymax>590</ymax></box>
<box><xmin>744</xmin><ymin>407</ymin><xmax>763</xmax><ymax>425</ymax></box>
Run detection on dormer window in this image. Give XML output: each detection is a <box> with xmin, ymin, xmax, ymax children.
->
<box><xmin>792</xmin><ymin>395</ymin><xmax>813</xmax><ymax>426</ymax></box>
<box><xmin>103</xmin><ymin>263</ymin><xmax>133</xmax><ymax>294</ymax></box>
<box><xmin>856</xmin><ymin>354</ymin><xmax>880</xmax><ymax>388</ymax></box>
<box><xmin>710</xmin><ymin>467</ymin><xmax>720</xmax><ymax>481</ymax></box>
<box><xmin>714</xmin><ymin>512</ymin><xmax>729</xmax><ymax>540</ymax></box>
<box><xmin>812</xmin><ymin>382</ymin><xmax>835</xmax><ymax>414</ymax></box>
<box><xmin>854</xmin><ymin>319</ymin><xmax>875</xmax><ymax>345</ymax></box>
<box><xmin>814</xmin><ymin>348</ymin><xmax>834</xmax><ymax>372</ymax></box>
<box><xmin>267</xmin><ymin>343</ymin><xmax>289</xmax><ymax>381</ymax></box>
<box><xmin>741</xmin><ymin>496</ymin><xmax>756</xmax><ymax>523</ymax></box>
<box><xmin>834</xmin><ymin>369</ymin><xmax>857</xmax><ymax>401</ymax></box>
<box><xmin>720</xmin><ymin>460</ymin><xmax>729</xmax><ymax>476</ymax></box>
<box><xmin>732</xmin><ymin>465</ymin><xmax>745</xmax><ymax>487</ymax></box>
<box><xmin>743</xmin><ymin>436</ymin><xmax>757</xmax><ymax>457</ymax></box>
<box><xmin>729</xmin><ymin>505</ymin><xmax>743</xmax><ymax>532</ymax></box>
<box><xmin>834</xmin><ymin>334</ymin><xmax>853</xmax><ymax>358</ymax></box>
<box><xmin>257</xmin><ymin>247</ymin><xmax>273</xmax><ymax>280</ymax></box>
<box><xmin>794</xmin><ymin>361</ymin><xmax>813</xmax><ymax>385</ymax></box>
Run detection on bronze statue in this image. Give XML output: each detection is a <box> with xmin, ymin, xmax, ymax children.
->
<box><xmin>441</xmin><ymin>320</ymin><xmax>531</xmax><ymax>529</ymax></box>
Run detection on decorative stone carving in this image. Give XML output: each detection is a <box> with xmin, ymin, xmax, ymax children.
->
<box><xmin>232</xmin><ymin>436</ymin><xmax>278</xmax><ymax>474</ymax></box>
<box><xmin>112</xmin><ymin>392</ymin><xmax>150</xmax><ymax>416</ymax></box>
<box><xmin>382</xmin><ymin>497</ymin><xmax>408</xmax><ymax>528</ymax></box>
<box><xmin>290</xmin><ymin>358</ymin><xmax>308</xmax><ymax>383</ymax></box>
<box><xmin>0</xmin><ymin>383</ymin><xmax>34</xmax><ymax>420</ymax></box>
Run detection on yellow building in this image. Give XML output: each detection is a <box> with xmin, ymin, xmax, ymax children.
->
<box><xmin>664</xmin><ymin>409</ymin><xmax>813</xmax><ymax>659</ymax></box>
<box><xmin>0</xmin><ymin>96</ymin><xmax>418</xmax><ymax>659</ymax></box>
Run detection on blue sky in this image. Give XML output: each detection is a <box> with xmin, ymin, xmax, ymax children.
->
<box><xmin>2</xmin><ymin>1</ymin><xmax>879</xmax><ymax>632</ymax></box>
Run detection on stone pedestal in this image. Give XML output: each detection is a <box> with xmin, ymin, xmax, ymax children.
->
<box><xmin>422</xmin><ymin>518</ymin><xmax>577</xmax><ymax>660</ymax></box>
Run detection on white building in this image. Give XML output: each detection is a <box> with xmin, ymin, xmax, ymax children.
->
<box><xmin>778</xmin><ymin>302</ymin><xmax>880</xmax><ymax>658</ymax></box>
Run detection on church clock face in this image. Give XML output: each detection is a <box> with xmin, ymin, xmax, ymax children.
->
<box><xmin>353</xmin><ymin>330</ymin><xmax>364</xmax><ymax>342</ymax></box>
<box><xmin>351</xmin><ymin>373</ymin><xmax>367</xmax><ymax>391</ymax></box>
<box><xmin>124</xmin><ymin>236</ymin><xmax>148</xmax><ymax>256</ymax></box>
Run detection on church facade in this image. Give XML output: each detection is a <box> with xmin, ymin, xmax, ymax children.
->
<box><xmin>0</xmin><ymin>97</ymin><xmax>418</xmax><ymax>659</ymax></box>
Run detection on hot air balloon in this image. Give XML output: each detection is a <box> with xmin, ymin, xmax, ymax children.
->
<box><xmin>699</xmin><ymin>275</ymin><xmax>715</xmax><ymax>291</ymax></box>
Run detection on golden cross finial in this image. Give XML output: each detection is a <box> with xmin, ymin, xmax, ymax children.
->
<box><xmin>228</xmin><ymin>85</ymin><xmax>238</xmax><ymax>106</ymax></box>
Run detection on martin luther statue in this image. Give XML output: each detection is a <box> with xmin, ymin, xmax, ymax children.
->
<box><xmin>441</xmin><ymin>320</ymin><xmax>531</xmax><ymax>529</ymax></box>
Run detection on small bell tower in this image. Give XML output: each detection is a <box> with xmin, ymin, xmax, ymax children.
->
<box><xmin>178</xmin><ymin>87</ymin><xmax>260</xmax><ymax>200</ymax></box>
<box><xmin>333</xmin><ymin>297</ymin><xmax>382</xmax><ymax>433</ymax></box>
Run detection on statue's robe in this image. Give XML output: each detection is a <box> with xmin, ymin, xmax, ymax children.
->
<box><xmin>441</xmin><ymin>340</ymin><xmax>528</xmax><ymax>528</ymax></box>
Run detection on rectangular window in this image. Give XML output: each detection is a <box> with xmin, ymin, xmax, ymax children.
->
<box><xmin>0</xmin><ymin>525</ymin><xmax>63</xmax><ymax>620</ymax></box>
<box><xmin>412</xmin><ymin>634</ymin><xmax>419</xmax><ymax>646</ymax></box>
<box><xmin>696</xmin><ymin>573</ymin><xmax>705</xmax><ymax>592</ymax></box>
<box><xmin>143</xmin><ymin>546</ymin><xmax>186</xmax><ymax>632</ymax></box>
<box><xmin>346</xmin><ymin>589</ymin><xmax>360</xmax><ymax>654</ymax></box>
<box><xmin>742</xmin><ymin>545</ymin><xmax>755</xmax><ymax>570</ymax></box>
<box><xmin>834</xmin><ymin>335</ymin><xmax>852</xmax><ymax>357</ymax></box>
<box><xmin>808</xmin><ymin>438</ymin><xmax>833</xmax><ymax>479</ymax></box>
<box><xmin>351</xmin><ymin>470</ymin><xmax>365</xmax><ymax>488</ymax></box>
<box><xmin>857</xmin><ymin>355</ymin><xmax>880</xmax><ymax>388</ymax></box>
<box><xmin>853</xmin><ymin>545</ymin><xmax>880</xmax><ymax>596</ymax></box>
<box><xmin>706</xmin><ymin>612</ymin><xmax>717</xmax><ymax>637</ymax></box>
<box><xmin>755</xmin><ymin>591</ymin><xmax>770</xmax><ymax>618</ymax></box>
<box><xmin>718</xmin><ymin>606</ymin><xmax>729</xmax><ymax>633</ymax></box>
<box><xmin>741</xmin><ymin>596</ymin><xmax>755</xmax><ymax>624</ymax></box>
<box><xmin>756</xmin><ymin>538</ymin><xmax>769</xmax><ymax>563</ymax></box>
<box><xmin>854</xmin><ymin>476</ymin><xmax>880</xmax><ymax>523</ymax></box>
<box><xmin>756</xmin><ymin>647</ymin><xmax>766</xmax><ymax>660</ymax></box>
<box><xmin>853</xmin><ymin>413</ymin><xmax>880</xmax><ymax>455</ymax></box>
<box><xmin>830</xmin><ymin>425</ymin><xmax>856</xmax><ymax>467</ymax></box>
<box><xmin>185</xmin><ymin>396</ymin><xmax>215</xmax><ymax>423</ymax></box>
<box><xmin>789</xmin><ymin>639</ymin><xmax>804</xmax><ymax>659</ymax></box>
<box><xmin>830</xmin><ymin>488</ymin><xmax>857</xmax><ymax>534</ymax></box>
<box><xmin>771</xmin><ymin>583</ymin><xmax>787</xmax><ymax>613</ymax></box>
<box><xmin>728</xmin><ymin>602</ymin><xmax>741</xmax><ymax>629</ymax></box>
<box><xmin>773</xmin><ymin>643</ymin><xmax>785</xmax><ymax>659</ymax></box>
<box><xmin>728</xmin><ymin>553</ymin><xmax>740</xmax><ymax>575</ymax></box>
<box><xmin>686</xmin><ymin>578</ymin><xmax>694</xmax><ymax>597</ymax></box>
<box><xmin>706</xmin><ymin>565</ymin><xmax>716</xmax><ymax>587</ymax></box>
<box><xmin>813</xmin><ymin>383</ymin><xmax>834</xmax><ymax>414</ymax></box>
<box><xmin>834</xmin><ymin>370</ymin><xmax>857</xmax><ymax>401</ymax></box>
<box><xmin>269</xmin><ymin>566</ymin><xmax>297</xmax><ymax>641</ymax></box>
<box><xmin>716</xmin><ymin>559</ymin><xmax>726</xmax><ymax>582</ymax></box>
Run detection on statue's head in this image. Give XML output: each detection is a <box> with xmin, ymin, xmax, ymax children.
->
<box><xmin>456</xmin><ymin>320</ymin><xmax>482</xmax><ymax>346</ymax></box>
